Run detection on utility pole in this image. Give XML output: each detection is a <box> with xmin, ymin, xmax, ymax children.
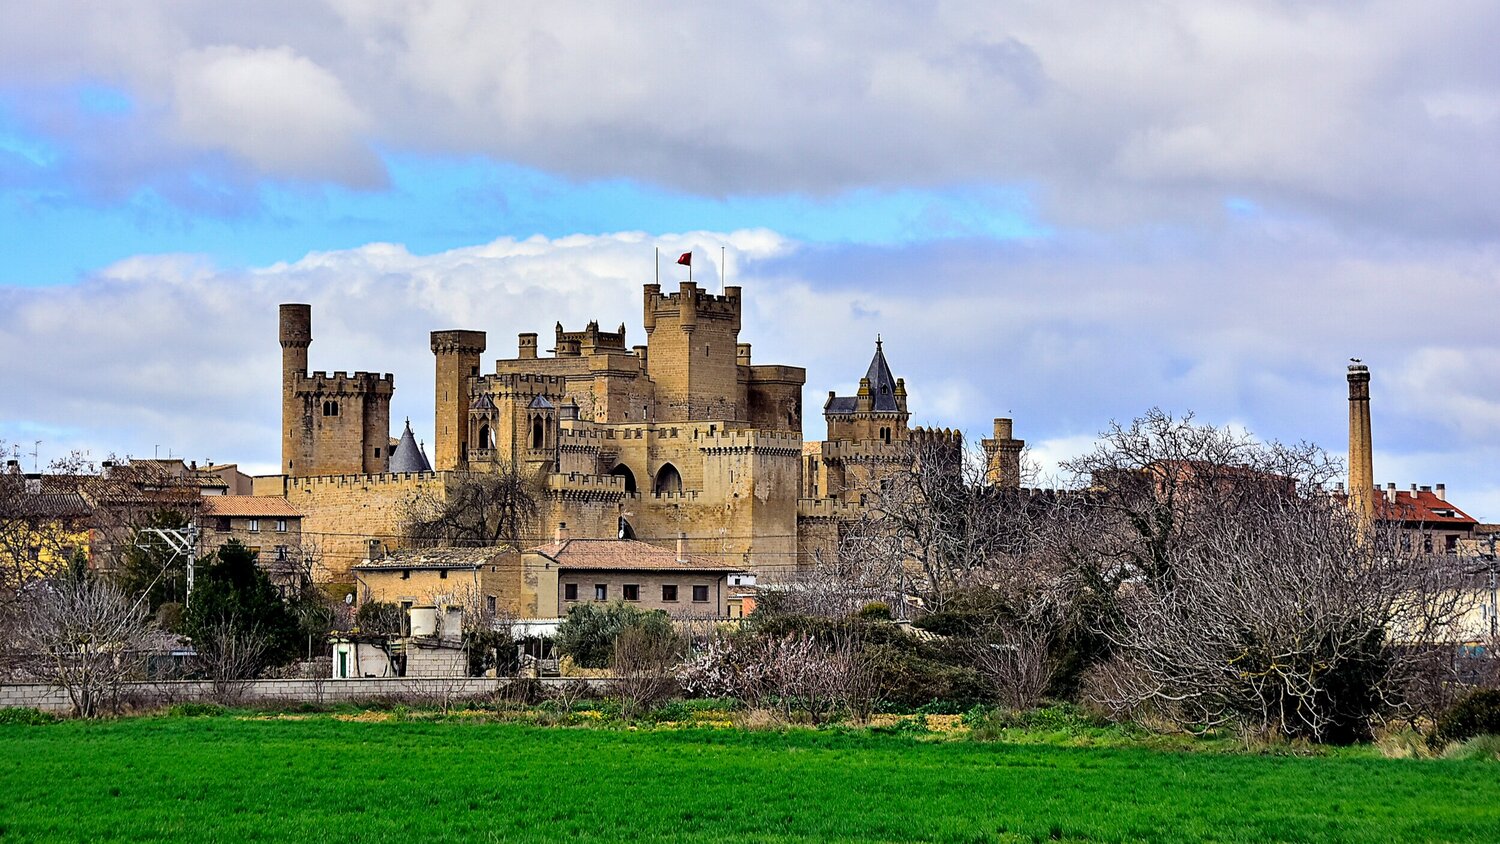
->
<box><xmin>137</xmin><ymin>524</ymin><xmax>200</xmax><ymax>606</ymax></box>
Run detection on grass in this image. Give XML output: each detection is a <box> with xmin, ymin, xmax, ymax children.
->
<box><xmin>2</xmin><ymin>716</ymin><xmax>1499</xmax><ymax>842</ymax></box>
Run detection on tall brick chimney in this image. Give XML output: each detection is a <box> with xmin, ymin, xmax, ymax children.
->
<box><xmin>1347</xmin><ymin>363</ymin><xmax>1375</xmax><ymax>531</ymax></box>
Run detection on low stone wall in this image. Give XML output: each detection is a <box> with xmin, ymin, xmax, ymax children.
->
<box><xmin>0</xmin><ymin>676</ymin><xmax>615</xmax><ymax>715</ymax></box>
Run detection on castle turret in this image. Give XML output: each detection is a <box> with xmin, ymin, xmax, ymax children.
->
<box><xmin>1347</xmin><ymin>363</ymin><xmax>1375</xmax><ymax>531</ymax></box>
<box><xmin>643</xmin><ymin>281</ymin><xmax>743</xmax><ymax>420</ymax></box>
<box><xmin>279</xmin><ymin>304</ymin><xmax>394</xmax><ymax>477</ymax></box>
<box><xmin>280</xmin><ymin>304</ymin><xmax>312</xmax><ymax>474</ymax></box>
<box><xmin>981</xmin><ymin>417</ymin><xmax>1025</xmax><ymax>488</ymax></box>
<box><xmin>431</xmin><ymin>329</ymin><xmax>487</xmax><ymax>471</ymax></box>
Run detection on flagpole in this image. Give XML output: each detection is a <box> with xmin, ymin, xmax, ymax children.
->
<box><xmin>655</xmin><ymin>246</ymin><xmax>659</xmax><ymax>286</ymax></box>
<box><xmin>689</xmin><ymin>252</ymin><xmax>693</xmax><ymax>285</ymax></box>
<box><xmin>721</xmin><ymin>246</ymin><xmax>726</xmax><ymax>294</ymax></box>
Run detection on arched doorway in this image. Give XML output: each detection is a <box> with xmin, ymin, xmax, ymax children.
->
<box><xmin>653</xmin><ymin>463</ymin><xmax>683</xmax><ymax>495</ymax></box>
<box><xmin>609</xmin><ymin>464</ymin><xmax>637</xmax><ymax>494</ymax></box>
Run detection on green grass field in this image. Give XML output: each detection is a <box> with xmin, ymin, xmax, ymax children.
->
<box><xmin>2</xmin><ymin>717</ymin><xmax>1498</xmax><ymax>842</ymax></box>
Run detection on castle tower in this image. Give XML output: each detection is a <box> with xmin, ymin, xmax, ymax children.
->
<box><xmin>643</xmin><ymin>282</ymin><xmax>743</xmax><ymax>421</ymax></box>
<box><xmin>824</xmin><ymin>338</ymin><xmax>910</xmax><ymax>443</ymax></box>
<box><xmin>981</xmin><ymin>418</ymin><xmax>1025</xmax><ymax>488</ymax></box>
<box><xmin>278</xmin><ymin>303</ymin><xmax>395</xmax><ymax>477</ymax></box>
<box><xmin>280</xmin><ymin>304</ymin><xmax>312</xmax><ymax>474</ymax></box>
<box><xmin>1347</xmin><ymin>363</ymin><xmax>1375</xmax><ymax>530</ymax></box>
<box><xmin>431</xmin><ymin>329</ymin><xmax>487</xmax><ymax>471</ymax></box>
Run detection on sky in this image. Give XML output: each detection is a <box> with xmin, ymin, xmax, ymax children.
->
<box><xmin>2</xmin><ymin>1</ymin><xmax>1498</xmax><ymax>517</ymax></box>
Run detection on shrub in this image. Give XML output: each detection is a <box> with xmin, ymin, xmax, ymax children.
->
<box><xmin>556</xmin><ymin>602</ymin><xmax>675</xmax><ymax>669</ymax></box>
<box><xmin>0</xmin><ymin>707</ymin><xmax>57</xmax><ymax>726</ymax></box>
<box><xmin>856</xmin><ymin>602</ymin><xmax>893</xmax><ymax>621</ymax></box>
<box><xmin>1432</xmin><ymin>689</ymin><xmax>1500</xmax><ymax>749</ymax></box>
<box><xmin>1440</xmin><ymin>733</ymin><xmax>1500</xmax><ymax>761</ymax></box>
<box><xmin>168</xmin><ymin>702</ymin><xmax>228</xmax><ymax>718</ymax></box>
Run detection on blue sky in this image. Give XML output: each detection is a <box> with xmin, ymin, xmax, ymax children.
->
<box><xmin>2</xmin><ymin>2</ymin><xmax>1499</xmax><ymax>518</ymax></box>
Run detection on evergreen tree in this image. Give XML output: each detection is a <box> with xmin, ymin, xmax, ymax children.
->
<box><xmin>183</xmin><ymin>540</ymin><xmax>302</xmax><ymax>670</ymax></box>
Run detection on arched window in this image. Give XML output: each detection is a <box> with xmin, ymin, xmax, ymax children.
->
<box><xmin>478</xmin><ymin>424</ymin><xmax>493</xmax><ymax>450</ymax></box>
<box><xmin>617</xmin><ymin>517</ymin><xmax>636</xmax><ymax>540</ymax></box>
<box><xmin>322</xmin><ymin>400</ymin><xmax>339</xmax><ymax>417</ymax></box>
<box><xmin>654</xmin><ymin>463</ymin><xmax>683</xmax><ymax>495</ymax></box>
<box><xmin>880</xmin><ymin>426</ymin><xmax>892</xmax><ymax>445</ymax></box>
<box><xmin>609</xmin><ymin>464</ymin><xmax>637</xmax><ymax>494</ymax></box>
<box><xmin>531</xmin><ymin>416</ymin><xmax>545</xmax><ymax>449</ymax></box>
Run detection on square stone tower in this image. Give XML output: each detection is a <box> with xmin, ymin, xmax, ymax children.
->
<box><xmin>279</xmin><ymin>304</ymin><xmax>394</xmax><ymax>477</ymax></box>
<box><xmin>643</xmin><ymin>282</ymin><xmax>743</xmax><ymax>421</ymax></box>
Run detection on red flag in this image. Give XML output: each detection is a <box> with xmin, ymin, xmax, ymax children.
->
<box><xmin>676</xmin><ymin>251</ymin><xmax>692</xmax><ymax>267</ymax></box>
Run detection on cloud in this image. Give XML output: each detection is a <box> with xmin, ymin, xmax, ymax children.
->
<box><xmin>3</xmin><ymin>225</ymin><xmax>1499</xmax><ymax>518</ymax></box>
<box><xmin>1</xmin><ymin>1</ymin><xmax>1498</xmax><ymax>235</ymax></box>
<box><xmin>173</xmin><ymin>46</ymin><xmax>380</xmax><ymax>185</ymax></box>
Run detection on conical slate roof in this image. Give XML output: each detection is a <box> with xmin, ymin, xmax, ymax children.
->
<box><xmin>864</xmin><ymin>338</ymin><xmax>900</xmax><ymax>412</ymax></box>
<box><xmin>388</xmin><ymin>418</ymin><xmax>433</xmax><ymax>473</ymax></box>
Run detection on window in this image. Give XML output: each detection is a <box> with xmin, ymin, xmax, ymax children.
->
<box><xmin>401</xmin><ymin>569</ymin><xmax>410</xmax><ymax>580</ymax></box>
<box><xmin>880</xmin><ymin>426</ymin><xmax>892</xmax><ymax>444</ymax></box>
<box><xmin>322</xmin><ymin>400</ymin><xmax>339</xmax><ymax>417</ymax></box>
<box><xmin>248</xmin><ymin>519</ymin><xmax>260</xmax><ymax>532</ymax></box>
<box><xmin>439</xmin><ymin>569</ymin><xmax>448</xmax><ymax>579</ymax></box>
<box><xmin>594</xmin><ymin>584</ymin><xmax>608</xmax><ymax>601</ymax></box>
<box><xmin>275</xmin><ymin>519</ymin><xmax>287</xmax><ymax>533</ymax></box>
<box><xmin>1446</xmin><ymin>535</ymin><xmax>1459</xmax><ymax>554</ymax></box>
<box><xmin>532</xmin><ymin>416</ymin><xmax>545</xmax><ymax>449</ymax></box>
<box><xmin>1423</xmin><ymin>535</ymin><xmax>1434</xmax><ymax>554</ymax></box>
<box><xmin>661</xmin><ymin>584</ymin><xmax>678</xmax><ymax>602</ymax></box>
<box><xmin>692</xmin><ymin>585</ymin><xmax>709</xmax><ymax>603</ymax></box>
<box><xmin>564</xmin><ymin>583</ymin><xmax>578</xmax><ymax>601</ymax></box>
<box><xmin>215</xmin><ymin>517</ymin><xmax>231</xmax><ymax>531</ymax></box>
<box><xmin>486</xmin><ymin>595</ymin><xmax>497</xmax><ymax>614</ymax></box>
<box><xmin>374</xmin><ymin>447</ymin><xmax>381</xmax><ymax>458</ymax></box>
<box><xmin>623</xmin><ymin>584</ymin><xmax>640</xmax><ymax>601</ymax></box>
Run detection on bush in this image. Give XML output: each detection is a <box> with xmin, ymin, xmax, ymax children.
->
<box><xmin>556</xmin><ymin>602</ymin><xmax>675</xmax><ymax>669</ymax></box>
<box><xmin>168</xmin><ymin>702</ymin><xmax>228</xmax><ymax>718</ymax></box>
<box><xmin>1432</xmin><ymin>689</ymin><xmax>1500</xmax><ymax>749</ymax></box>
<box><xmin>0</xmin><ymin>707</ymin><xmax>57</xmax><ymax>726</ymax></box>
<box><xmin>856</xmin><ymin>602</ymin><xmax>893</xmax><ymax>621</ymax></box>
<box><xmin>1440</xmin><ymin>733</ymin><xmax>1500</xmax><ymax>761</ymax></box>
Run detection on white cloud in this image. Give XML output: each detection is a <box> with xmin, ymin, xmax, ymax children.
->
<box><xmin>2</xmin><ymin>1</ymin><xmax>1498</xmax><ymax>232</ymax></box>
<box><xmin>173</xmin><ymin>45</ymin><xmax>379</xmax><ymax>185</ymax></box>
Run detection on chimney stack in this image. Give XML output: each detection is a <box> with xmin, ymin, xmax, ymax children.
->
<box><xmin>1436</xmin><ymin>483</ymin><xmax>1446</xmax><ymax>500</ymax></box>
<box><xmin>555</xmin><ymin>521</ymin><xmax>569</xmax><ymax>543</ymax></box>
<box><xmin>676</xmin><ymin>531</ymin><xmax>687</xmax><ymax>563</ymax></box>
<box><xmin>1385</xmin><ymin>482</ymin><xmax>1398</xmax><ymax>504</ymax></box>
<box><xmin>1346</xmin><ymin>364</ymin><xmax>1375</xmax><ymax>531</ymax></box>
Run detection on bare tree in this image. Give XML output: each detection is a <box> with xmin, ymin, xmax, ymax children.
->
<box><xmin>402</xmin><ymin>462</ymin><xmax>542</xmax><ymax>548</ymax></box>
<box><xmin>1090</xmin><ymin>479</ymin><xmax>1472</xmax><ymax>743</ymax></box>
<box><xmin>611</xmin><ymin>625</ymin><xmax>683</xmax><ymax>718</ymax></box>
<box><xmin>13</xmin><ymin>569</ymin><xmax>153</xmax><ymax>717</ymax></box>
<box><xmin>973</xmin><ymin>621</ymin><xmax>1056</xmax><ymax>711</ymax></box>
<box><xmin>193</xmin><ymin>619</ymin><xmax>269</xmax><ymax>705</ymax></box>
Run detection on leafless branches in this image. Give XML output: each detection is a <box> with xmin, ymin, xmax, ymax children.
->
<box><xmin>402</xmin><ymin>462</ymin><xmax>542</xmax><ymax>548</ymax></box>
<box><xmin>12</xmin><ymin>571</ymin><xmax>152</xmax><ymax>717</ymax></box>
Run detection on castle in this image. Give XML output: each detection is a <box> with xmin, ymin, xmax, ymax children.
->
<box><xmin>264</xmin><ymin>281</ymin><xmax>1023</xmax><ymax>581</ymax></box>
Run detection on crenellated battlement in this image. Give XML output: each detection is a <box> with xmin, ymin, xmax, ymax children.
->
<box><xmin>698</xmin><ymin>429</ymin><xmax>804</xmax><ymax>457</ymax></box>
<box><xmin>297</xmin><ymin>371</ymin><xmax>395</xmax><ymax>396</ymax></box>
<box><xmin>819</xmin><ymin>439</ymin><xmax>912</xmax><ymax>462</ymax></box>
<box><xmin>797</xmin><ymin>497</ymin><xmax>864</xmax><ymax>520</ymax></box>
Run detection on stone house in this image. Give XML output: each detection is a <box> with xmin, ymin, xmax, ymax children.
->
<box><xmin>197</xmin><ymin>496</ymin><xmax>306</xmax><ymax>592</ymax></box>
<box><xmin>352</xmin><ymin>544</ymin><xmax>513</xmax><ymax>618</ymax></box>
<box><xmin>519</xmin><ymin>532</ymin><xmax>743</xmax><ymax>619</ymax></box>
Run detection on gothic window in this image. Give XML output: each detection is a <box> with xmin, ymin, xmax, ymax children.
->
<box><xmin>654</xmin><ymin>463</ymin><xmax>683</xmax><ymax>495</ymax></box>
<box><xmin>609</xmin><ymin>463</ymin><xmax>637</xmax><ymax>494</ymax></box>
<box><xmin>880</xmin><ymin>427</ymin><xmax>892</xmax><ymax>444</ymax></box>
<box><xmin>321</xmin><ymin>400</ymin><xmax>339</xmax><ymax>417</ymax></box>
<box><xmin>478</xmin><ymin>424</ymin><xmax>493</xmax><ymax>450</ymax></box>
<box><xmin>531</xmin><ymin>416</ymin><xmax>545</xmax><ymax>449</ymax></box>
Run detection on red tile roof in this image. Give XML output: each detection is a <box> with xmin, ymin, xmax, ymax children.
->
<box><xmin>1370</xmin><ymin>488</ymin><xmax>1477</xmax><ymax>526</ymax></box>
<box><xmin>199</xmin><ymin>496</ymin><xmax>302</xmax><ymax>518</ymax></box>
<box><xmin>527</xmin><ymin>538</ymin><xmax>742</xmax><ymax>572</ymax></box>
